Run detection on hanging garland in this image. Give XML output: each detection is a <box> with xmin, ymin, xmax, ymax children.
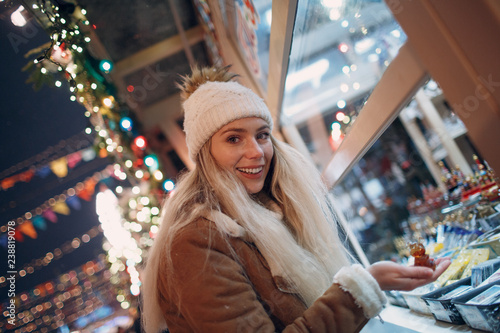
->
<box><xmin>0</xmin><ymin>165</ymin><xmax>113</xmax><ymax>235</ymax></box>
<box><xmin>0</xmin><ymin>131</ymin><xmax>92</xmax><ymax>181</ymax></box>
<box><xmin>21</xmin><ymin>0</ymin><xmax>171</xmax><ymax>200</ymax></box>
<box><xmin>8</xmin><ymin>2</ymin><xmax>184</xmax><ymax>324</ymax></box>
<box><xmin>0</xmin><ymin>146</ymin><xmax>98</xmax><ymax>191</ymax></box>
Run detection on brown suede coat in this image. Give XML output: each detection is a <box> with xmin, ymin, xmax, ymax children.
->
<box><xmin>157</xmin><ymin>218</ymin><xmax>369</xmax><ymax>332</ymax></box>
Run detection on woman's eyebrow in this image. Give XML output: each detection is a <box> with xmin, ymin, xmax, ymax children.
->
<box><xmin>220</xmin><ymin>125</ymin><xmax>270</xmax><ymax>135</ymax></box>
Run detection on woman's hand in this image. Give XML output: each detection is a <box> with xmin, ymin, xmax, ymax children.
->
<box><xmin>367</xmin><ymin>258</ymin><xmax>451</xmax><ymax>291</ymax></box>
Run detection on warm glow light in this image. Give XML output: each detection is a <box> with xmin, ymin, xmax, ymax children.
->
<box><xmin>163</xmin><ymin>180</ymin><xmax>175</xmax><ymax>192</ymax></box>
<box><xmin>329</xmin><ymin>8</ymin><xmax>340</xmax><ymax>20</ymax></box>
<box><xmin>285</xmin><ymin>59</ymin><xmax>329</xmax><ymax>92</ymax></box>
<box><xmin>391</xmin><ymin>29</ymin><xmax>401</xmax><ymax>38</ymax></box>
<box><xmin>96</xmin><ymin>190</ymin><xmax>140</xmax><ymax>257</ymax></box>
<box><xmin>129</xmin><ymin>199</ymin><xmax>137</xmax><ymax>210</ymax></box>
<box><xmin>99</xmin><ymin>60</ymin><xmax>113</xmax><ymax>73</ymax></box>
<box><xmin>134</xmin><ymin>136</ymin><xmax>146</xmax><ymax>149</ymax></box>
<box><xmin>120</xmin><ymin>117</ymin><xmax>132</xmax><ymax>131</ymax></box>
<box><xmin>130</xmin><ymin>284</ymin><xmax>140</xmax><ymax>296</ymax></box>
<box><xmin>11</xmin><ymin>6</ymin><xmax>27</xmax><ymax>27</ymax></box>
<box><xmin>338</xmin><ymin>43</ymin><xmax>349</xmax><ymax>53</ymax></box>
<box><xmin>336</xmin><ymin>112</ymin><xmax>345</xmax><ymax>121</ymax></box>
<box><xmin>331</xmin><ymin>128</ymin><xmax>342</xmax><ymax>141</ymax></box>
<box><xmin>103</xmin><ymin>97</ymin><xmax>113</xmax><ymax>107</ymax></box>
<box><xmin>144</xmin><ymin>155</ymin><xmax>159</xmax><ymax>171</ymax></box>
<box><xmin>153</xmin><ymin>170</ymin><xmax>163</xmax><ymax>181</ymax></box>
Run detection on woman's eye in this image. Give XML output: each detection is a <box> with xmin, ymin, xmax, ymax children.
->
<box><xmin>227</xmin><ymin>136</ymin><xmax>240</xmax><ymax>143</ymax></box>
<box><xmin>257</xmin><ymin>132</ymin><xmax>270</xmax><ymax>140</ymax></box>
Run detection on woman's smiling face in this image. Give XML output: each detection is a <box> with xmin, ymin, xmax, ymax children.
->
<box><xmin>210</xmin><ymin>117</ymin><xmax>274</xmax><ymax>194</ymax></box>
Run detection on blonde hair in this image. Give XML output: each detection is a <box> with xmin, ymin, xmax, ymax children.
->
<box><xmin>142</xmin><ymin>138</ymin><xmax>354</xmax><ymax>332</ymax></box>
<box><xmin>142</xmin><ymin>65</ymin><xmax>354</xmax><ymax>332</ymax></box>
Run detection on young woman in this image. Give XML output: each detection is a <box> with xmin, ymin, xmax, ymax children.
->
<box><xmin>142</xmin><ymin>66</ymin><xmax>450</xmax><ymax>332</ymax></box>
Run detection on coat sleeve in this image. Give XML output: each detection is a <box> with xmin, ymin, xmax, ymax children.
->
<box><xmin>161</xmin><ymin>221</ymin><xmax>385</xmax><ymax>333</ymax></box>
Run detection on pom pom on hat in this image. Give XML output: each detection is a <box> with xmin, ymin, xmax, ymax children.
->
<box><xmin>183</xmin><ymin>80</ymin><xmax>273</xmax><ymax>162</ymax></box>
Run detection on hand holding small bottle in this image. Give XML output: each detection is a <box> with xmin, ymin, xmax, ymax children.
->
<box><xmin>368</xmin><ymin>258</ymin><xmax>451</xmax><ymax>291</ymax></box>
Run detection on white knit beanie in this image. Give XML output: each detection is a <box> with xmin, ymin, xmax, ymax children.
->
<box><xmin>183</xmin><ymin>81</ymin><xmax>273</xmax><ymax>162</ymax></box>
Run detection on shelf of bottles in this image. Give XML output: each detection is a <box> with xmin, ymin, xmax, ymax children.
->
<box><xmin>395</xmin><ymin>155</ymin><xmax>500</xmax><ymax>259</ymax></box>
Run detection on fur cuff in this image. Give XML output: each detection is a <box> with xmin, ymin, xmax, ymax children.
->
<box><xmin>333</xmin><ymin>264</ymin><xmax>387</xmax><ymax>318</ymax></box>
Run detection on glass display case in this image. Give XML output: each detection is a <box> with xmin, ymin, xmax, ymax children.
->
<box><xmin>212</xmin><ymin>1</ymin><xmax>500</xmax><ymax>329</ymax></box>
<box><xmin>282</xmin><ymin>0</ymin><xmax>407</xmax><ymax>170</ymax></box>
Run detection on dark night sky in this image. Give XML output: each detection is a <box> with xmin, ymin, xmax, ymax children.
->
<box><xmin>0</xmin><ymin>7</ymin><xmax>111</xmax><ymax>300</ymax></box>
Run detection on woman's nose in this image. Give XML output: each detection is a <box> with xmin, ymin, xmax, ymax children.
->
<box><xmin>244</xmin><ymin>139</ymin><xmax>264</xmax><ymax>159</ymax></box>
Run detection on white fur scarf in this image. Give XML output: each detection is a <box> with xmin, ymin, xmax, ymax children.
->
<box><xmin>204</xmin><ymin>204</ymin><xmax>386</xmax><ymax>317</ymax></box>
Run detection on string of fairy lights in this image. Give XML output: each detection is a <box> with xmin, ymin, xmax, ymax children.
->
<box><xmin>0</xmin><ymin>225</ymin><xmax>103</xmax><ymax>288</ymax></box>
<box><xmin>0</xmin><ymin>131</ymin><xmax>92</xmax><ymax>181</ymax></box>
<box><xmin>1</xmin><ymin>255</ymin><xmax>133</xmax><ymax>333</ymax></box>
<box><xmin>2</xmin><ymin>1</ymin><xmax>179</xmax><ymax>331</ymax></box>
<box><xmin>0</xmin><ymin>166</ymin><xmax>113</xmax><ymax>233</ymax></box>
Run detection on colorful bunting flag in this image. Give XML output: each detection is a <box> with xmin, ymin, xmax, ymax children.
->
<box><xmin>77</xmin><ymin>188</ymin><xmax>91</xmax><ymax>201</ymax></box>
<box><xmin>85</xmin><ymin>178</ymin><xmax>97</xmax><ymax>195</ymax></box>
<box><xmin>67</xmin><ymin>151</ymin><xmax>82</xmax><ymax>169</ymax></box>
<box><xmin>13</xmin><ymin>228</ymin><xmax>24</xmax><ymax>242</ymax></box>
<box><xmin>49</xmin><ymin>157</ymin><xmax>68</xmax><ymax>178</ymax></box>
<box><xmin>52</xmin><ymin>202</ymin><xmax>70</xmax><ymax>215</ymax></box>
<box><xmin>42</xmin><ymin>209</ymin><xmax>58</xmax><ymax>223</ymax></box>
<box><xmin>1</xmin><ymin>177</ymin><xmax>15</xmax><ymax>190</ymax></box>
<box><xmin>81</xmin><ymin>148</ymin><xmax>96</xmax><ymax>161</ymax></box>
<box><xmin>0</xmin><ymin>234</ymin><xmax>7</xmax><ymax>249</ymax></box>
<box><xmin>99</xmin><ymin>148</ymin><xmax>108</xmax><ymax>158</ymax></box>
<box><xmin>19</xmin><ymin>169</ymin><xmax>35</xmax><ymax>182</ymax></box>
<box><xmin>32</xmin><ymin>215</ymin><xmax>47</xmax><ymax>231</ymax></box>
<box><xmin>18</xmin><ymin>221</ymin><xmax>38</xmax><ymax>239</ymax></box>
<box><xmin>36</xmin><ymin>165</ymin><xmax>52</xmax><ymax>178</ymax></box>
<box><xmin>66</xmin><ymin>195</ymin><xmax>81</xmax><ymax>210</ymax></box>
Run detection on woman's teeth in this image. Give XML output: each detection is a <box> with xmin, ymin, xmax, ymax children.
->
<box><xmin>237</xmin><ymin>167</ymin><xmax>262</xmax><ymax>174</ymax></box>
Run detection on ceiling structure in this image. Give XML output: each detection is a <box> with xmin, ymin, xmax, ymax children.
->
<box><xmin>77</xmin><ymin>0</ymin><xmax>212</xmax><ymax>178</ymax></box>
